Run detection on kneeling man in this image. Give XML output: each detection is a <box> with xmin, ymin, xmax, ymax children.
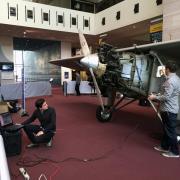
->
<box><xmin>21</xmin><ymin>98</ymin><xmax>56</xmax><ymax>148</ymax></box>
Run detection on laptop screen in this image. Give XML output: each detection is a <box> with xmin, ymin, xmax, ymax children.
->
<box><xmin>0</xmin><ymin>113</ymin><xmax>13</xmax><ymax>127</ymax></box>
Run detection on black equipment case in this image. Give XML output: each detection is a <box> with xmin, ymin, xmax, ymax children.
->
<box><xmin>2</xmin><ymin>130</ymin><xmax>22</xmax><ymax>157</ymax></box>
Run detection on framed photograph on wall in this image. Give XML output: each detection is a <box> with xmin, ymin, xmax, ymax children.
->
<box><xmin>64</xmin><ymin>72</ymin><xmax>69</xmax><ymax>79</ymax></box>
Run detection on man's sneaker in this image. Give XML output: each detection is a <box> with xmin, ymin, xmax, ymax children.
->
<box><xmin>162</xmin><ymin>152</ymin><xmax>180</xmax><ymax>158</ymax></box>
<box><xmin>46</xmin><ymin>139</ymin><xmax>52</xmax><ymax>147</ymax></box>
<box><xmin>26</xmin><ymin>143</ymin><xmax>38</xmax><ymax>148</ymax></box>
<box><xmin>154</xmin><ymin>146</ymin><xmax>169</xmax><ymax>153</ymax></box>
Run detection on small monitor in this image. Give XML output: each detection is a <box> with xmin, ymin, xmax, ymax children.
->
<box><xmin>27</xmin><ymin>10</ymin><xmax>33</xmax><ymax>19</ymax></box>
<box><xmin>43</xmin><ymin>12</ymin><xmax>49</xmax><ymax>21</ymax></box>
<box><xmin>0</xmin><ymin>113</ymin><xmax>13</xmax><ymax>127</ymax></box>
<box><xmin>1</xmin><ymin>63</ymin><xmax>14</xmax><ymax>71</ymax></box>
<box><xmin>72</xmin><ymin>17</ymin><xmax>76</xmax><ymax>25</ymax></box>
<box><xmin>58</xmin><ymin>15</ymin><xmax>63</xmax><ymax>23</ymax></box>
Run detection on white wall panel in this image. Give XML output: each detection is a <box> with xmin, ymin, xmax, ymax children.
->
<box><xmin>0</xmin><ymin>0</ymin><xmax>95</xmax><ymax>34</ymax></box>
<box><xmin>0</xmin><ymin>0</ymin><xmax>162</xmax><ymax>36</ymax></box>
<box><xmin>95</xmin><ymin>0</ymin><xmax>163</xmax><ymax>34</ymax></box>
<box><xmin>61</xmin><ymin>42</ymin><xmax>72</xmax><ymax>84</ymax></box>
<box><xmin>163</xmin><ymin>0</ymin><xmax>180</xmax><ymax>40</ymax></box>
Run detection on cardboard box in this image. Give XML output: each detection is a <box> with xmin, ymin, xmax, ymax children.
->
<box><xmin>0</xmin><ymin>102</ymin><xmax>9</xmax><ymax>114</ymax></box>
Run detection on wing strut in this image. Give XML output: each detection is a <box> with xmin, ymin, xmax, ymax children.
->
<box><xmin>148</xmin><ymin>99</ymin><xmax>162</xmax><ymax>122</ymax></box>
<box><xmin>149</xmin><ymin>51</ymin><xmax>164</xmax><ymax>66</ymax></box>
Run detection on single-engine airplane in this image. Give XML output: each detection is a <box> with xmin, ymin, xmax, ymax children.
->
<box><xmin>50</xmin><ymin>31</ymin><xmax>180</xmax><ymax>122</ymax></box>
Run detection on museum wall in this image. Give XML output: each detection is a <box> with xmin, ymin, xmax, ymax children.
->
<box><xmin>60</xmin><ymin>42</ymin><xmax>72</xmax><ymax>85</ymax></box>
<box><xmin>163</xmin><ymin>0</ymin><xmax>180</xmax><ymax>40</ymax></box>
<box><xmin>15</xmin><ymin>42</ymin><xmax>61</xmax><ymax>85</ymax></box>
<box><xmin>0</xmin><ymin>0</ymin><xmax>94</xmax><ymax>35</ymax></box>
<box><xmin>95</xmin><ymin>0</ymin><xmax>163</xmax><ymax>34</ymax></box>
<box><xmin>0</xmin><ymin>36</ymin><xmax>14</xmax><ymax>84</ymax></box>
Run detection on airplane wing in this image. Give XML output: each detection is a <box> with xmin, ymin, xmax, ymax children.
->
<box><xmin>49</xmin><ymin>55</ymin><xmax>87</xmax><ymax>71</ymax></box>
<box><xmin>116</xmin><ymin>39</ymin><xmax>180</xmax><ymax>60</ymax></box>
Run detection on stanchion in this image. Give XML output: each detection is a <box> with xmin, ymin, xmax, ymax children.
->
<box><xmin>19</xmin><ymin>50</ymin><xmax>28</xmax><ymax>117</ymax></box>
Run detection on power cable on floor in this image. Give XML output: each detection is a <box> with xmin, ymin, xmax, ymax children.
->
<box><xmin>16</xmin><ymin>152</ymin><xmax>110</xmax><ymax>167</ymax></box>
<box><xmin>16</xmin><ymin>122</ymin><xmax>141</xmax><ymax>168</ymax></box>
<box><xmin>38</xmin><ymin>173</ymin><xmax>48</xmax><ymax>180</ymax></box>
<box><xmin>10</xmin><ymin>122</ymin><xmax>141</xmax><ymax>179</ymax></box>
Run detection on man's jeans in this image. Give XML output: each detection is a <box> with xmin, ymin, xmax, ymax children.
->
<box><xmin>161</xmin><ymin>111</ymin><xmax>179</xmax><ymax>155</ymax></box>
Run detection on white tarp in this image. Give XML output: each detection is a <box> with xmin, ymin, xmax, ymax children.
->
<box><xmin>0</xmin><ymin>135</ymin><xmax>10</xmax><ymax>180</ymax></box>
<box><xmin>0</xmin><ymin>81</ymin><xmax>51</xmax><ymax>100</ymax></box>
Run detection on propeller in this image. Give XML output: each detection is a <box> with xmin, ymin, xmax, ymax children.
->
<box><xmin>78</xmin><ymin>30</ymin><xmax>105</xmax><ymax>111</ymax></box>
<box><xmin>78</xmin><ymin>30</ymin><xmax>90</xmax><ymax>56</ymax></box>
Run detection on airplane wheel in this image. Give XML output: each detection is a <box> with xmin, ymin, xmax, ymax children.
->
<box><xmin>96</xmin><ymin>106</ymin><xmax>112</xmax><ymax>123</ymax></box>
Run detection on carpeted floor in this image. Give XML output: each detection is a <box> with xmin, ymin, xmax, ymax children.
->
<box><xmin>7</xmin><ymin>87</ymin><xmax>180</xmax><ymax>180</ymax></box>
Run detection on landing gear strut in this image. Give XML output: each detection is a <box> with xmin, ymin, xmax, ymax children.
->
<box><xmin>96</xmin><ymin>106</ymin><xmax>112</xmax><ymax>122</ymax></box>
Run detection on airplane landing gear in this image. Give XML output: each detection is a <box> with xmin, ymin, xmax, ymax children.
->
<box><xmin>96</xmin><ymin>106</ymin><xmax>112</xmax><ymax>122</ymax></box>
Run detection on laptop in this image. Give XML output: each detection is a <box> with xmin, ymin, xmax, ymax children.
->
<box><xmin>0</xmin><ymin>112</ymin><xmax>24</xmax><ymax>132</ymax></box>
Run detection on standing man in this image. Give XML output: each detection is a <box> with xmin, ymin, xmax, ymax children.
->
<box><xmin>21</xmin><ymin>98</ymin><xmax>56</xmax><ymax>148</ymax></box>
<box><xmin>148</xmin><ymin>62</ymin><xmax>180</xmax><ymax>158</ymax></box>
<box><xmin>75</xmin><ymin>71</ymin><xmax>81</xmax><ymax>96</ymax></box>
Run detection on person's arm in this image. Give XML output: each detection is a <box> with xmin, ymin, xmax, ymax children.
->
<box><xmin>44</xmin><ymin>108</ymin><xmax>56</xmax><ymax>133</ymax></box>
<box><xmin>21</xmin><ymin>110</ymin><xmax>37</xmax><ymax>125</ymax></box>
<box><xmin>156</xmin><ymin>81</ymin><xmax>173</xmax><ymax>102</ymax></box>
<box><xmin>148</xmin><ymin>80</ymin><xmax>173</xmax><ymax>102</ymax></box>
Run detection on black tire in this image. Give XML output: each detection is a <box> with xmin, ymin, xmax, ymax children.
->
<box><xmin>96</xmin><ymin>106</ymin><xmax>112</xmax><ymax>123</ymax></box>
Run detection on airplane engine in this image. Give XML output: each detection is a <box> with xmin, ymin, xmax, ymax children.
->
<box><xmin>97</xmin><ymin>42</ymin><xmax>121</xmax><ymax>96</ymax></box>
<box><xmin>97</xmin><ymin>42</ymin><xmax>153</xmax><ymax>99</ymax></box>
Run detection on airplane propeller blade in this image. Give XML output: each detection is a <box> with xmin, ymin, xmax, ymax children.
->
<box><xmin>89</xmin><ymin>67</ymin><xmax>104</xmax><ymax>111</ymax></box>
<box><xmin>78</xmin><ymin>30</ymin><xmax>105</xmax><ymax>111</ymax></box>
<box><xmin>78</xmin><ymin>30</ymin><xmax>91</xmax><ymax>56</ymax></box>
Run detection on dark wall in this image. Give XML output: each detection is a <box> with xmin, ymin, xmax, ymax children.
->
<box><xmin>96</xmin><ymin>0</ymin><xmax>125</xmax><ymax>13</ymax></box>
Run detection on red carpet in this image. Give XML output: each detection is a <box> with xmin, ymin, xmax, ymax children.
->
<box><xmin>7</xmin><ymin>87</ymin><xmax>180</xmax><ymax>180</ymax></box>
